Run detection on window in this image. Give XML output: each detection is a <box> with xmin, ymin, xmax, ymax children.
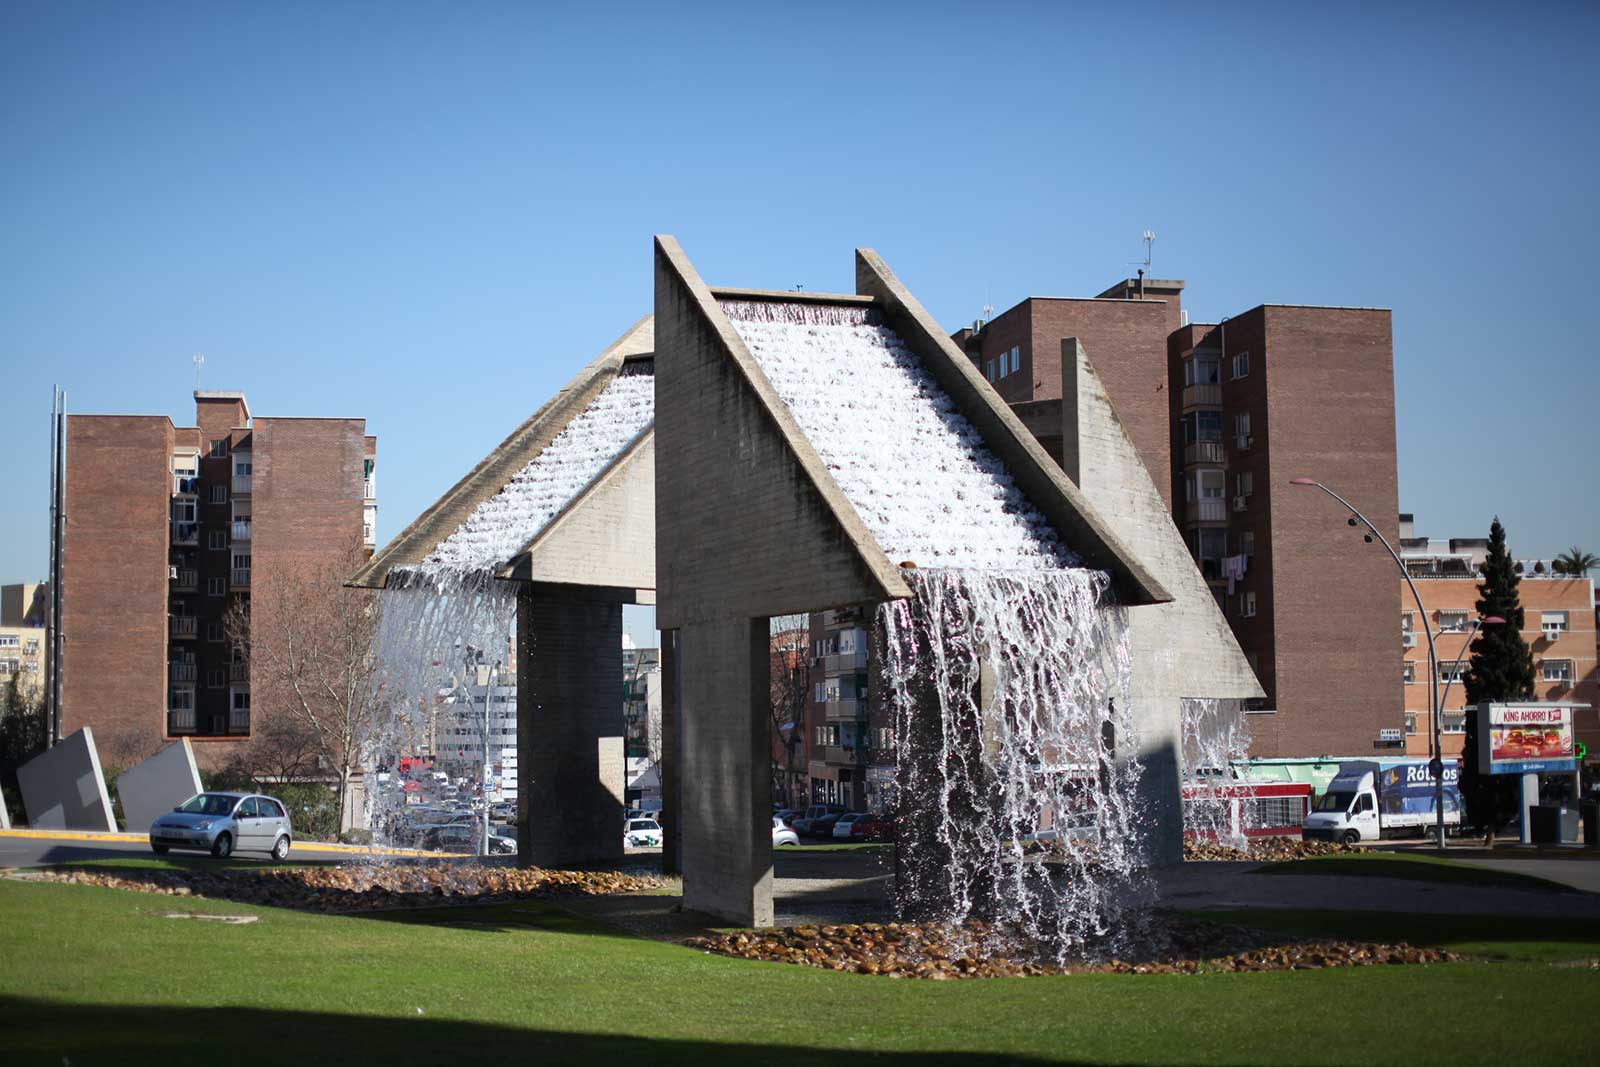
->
<box><xmin>1188</xmin><ymin>355</ymin><xmax>1220</xmax><ymax>385</ymax></box>
<box><xmin>234</xmin><ymin>459</ymin><xmax>252</xmax><ymax>477</ymax></box>
<box><xmin>1438</xmin><ymin>663</ymin><xmax>1465</xmax><ymax>683</ymax></box>
<box><xmin>1183</xmin><ymin>410</ymin><xmax>1224</xmax><ymax>444</ymax></box>
<box><xmin>1236</xmin><ymin>471</ymin><xmax>1254</xmax><ymax>497</ymax></box>
<box><xmin>985</xmin><ymin>360</ymin><xmax>995</xmax><ymax>382</ymax></box>
<box><xmin>1541</xmin><ymin>612</ymin><xmax>1569</xmax><ymax>639</ymax></box>
<box><xmin>209</xmin><ymin>439</ymin><xmax>228</xmax><ymax>458</ymax></box>
<box><xmin>1239</xmin><ymin>591</ymin><xmax>1257</xmax><ymax>618</ymax></box>
<box><xmin>232</xmin><ymin>690</ymin><xmax>251</xmax><ymax>711</ymax></box>
<box><xmin>1233</xmin><ymin>412</ymin><xmax>1251</xmax><ymax>441</ymax></box>
<box><xmin>1010</xmin><ymin>346</ymin><xmax>1020</xmax><ymax>374</ymax></box>
<box><xmin>1403</xmin><ymin>662</ymin><xmax>1415</xmax><ymax>684</ymax></box>
<box><xmin>1404</xmin><ymin>712</ymin><xmax>1418</xmax><ymax>735</ymax></box>
<box><xmin>171</xmin><ymin>499</ymin><xmax>196</xmax><ymax>523</ymax></box>
<box><xmin>1542</xmin><ymin>659</ymin><xmax>1573</xmax><ymax>684</ymax></box>
<box><xmin>207</xmin><ymin>577</ymin><xmax>226</xmax><ymax>596</ymax></box>
<box><xmin>206</xmin><ymin>669</ymin><xmax>225</xmax><ymax>689</ymax></box>
<box><xmin>206</xmin><ymin>621</ymin><xmax>224</xmax><ymax>642</ymax></box>
<box><xmin>233</xmin><ymin>553</ymin><xmax>251</xmax><ymax>571</ymax></box>
<box><xmin>1231</xmin><ymin>351</ymin><xmax>1250</xmax><ymax>379</ymax></box>
<box><xmin>0</xmin><ymin>635</ymin><xmax>16</xmax><ymax>649</ymax></box>
<box><xmin>1239</xmin><ymin>530</ymin><xmax>1256</xmax><ymax>557</ymax></box>
<box><xmin>209</xmin><ymin>485</ymin><xmax>226</xmax><ymax>504</ymax></box>
<box><xmin>1441</xmin><ymin>712</ymin><xmax>1466</xmax><ymax>735</ymax></box>
<box><xmin>207</xmin><ymin>529</ymin><xmax>226</xmax><ymax>550</ymax></box>
<box><xmin>997</xmin><ymin>353</ymin><xmax>1008</xmax><ymax>379</ymax></box>
<box><xmin>1437</xmin><ymin>610</ymin><xmax>1470</xmax><ymax>633</ymax></box>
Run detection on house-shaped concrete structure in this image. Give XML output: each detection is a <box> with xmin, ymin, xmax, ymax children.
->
<box><xmin>351</xmin><ymin>317</ymin><xmax>655</xmax><ymax>865</ymax></box>
<box><xmin>653</xmin><ymin>236</ymin><xmax>1181</xmax><ymax>926</ymax></box>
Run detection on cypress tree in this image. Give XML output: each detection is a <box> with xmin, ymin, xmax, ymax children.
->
<box><xmin>1459</xmin><ymin>517</ymin><xmax>1534</xmax><ymax>837</ymax></box>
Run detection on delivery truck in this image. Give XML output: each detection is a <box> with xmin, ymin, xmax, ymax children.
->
<box><xmin>1301</xmin><ymin>758</ymin><xmax>1462</xmax><ymax>843</ymax></box>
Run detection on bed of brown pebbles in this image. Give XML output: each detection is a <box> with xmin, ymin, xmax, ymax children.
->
<box><xmin>21</xmin><ymin>862</ymin><xmax>668</xmax><ymax>913</ymax></box>
<box><xmin>1183</xmin><ymin>838</ymin><xmax>1368</xmax><ymax>862</ymax></box>
<box><xmin>683</xmin><ymin>916</ymin><xmax>1457</xmax><ymax>979</ymax></box>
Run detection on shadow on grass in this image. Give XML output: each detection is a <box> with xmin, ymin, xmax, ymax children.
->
<box><xmin>1197</xmin><ymin>909</ymin><xmax>1600</xmax><ymax>962</ymax></box>
<box><xmin>1252</xmin><ymin>854</ymin><xmax>1575</xmax><ymax>894</ymax></box>
<box><xmin>0</xmin><ymin>995</ymin><xmax>1078</xmax><ymax>1066</ymax></box>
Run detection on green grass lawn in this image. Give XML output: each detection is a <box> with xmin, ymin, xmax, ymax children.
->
<box><xmin>1252</xmin><ymin>851</ymin><xmax>1574</xmax><ymax>893</ymax></box>
<box><xmin>2</xmin><ymin>870</ymin><xmax>1598</xmax><ymax>1065</ymax></box>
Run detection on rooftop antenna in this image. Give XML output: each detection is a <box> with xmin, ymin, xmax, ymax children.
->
<box><xmin>1142</xmin><ymin>230</ymin><xmax>1156</xmax><ymax>272</ymax></box>
<box><xmin>192</xmin><ymin>353</ymin><xmax>205</xmax><ymax>389</ymax></box>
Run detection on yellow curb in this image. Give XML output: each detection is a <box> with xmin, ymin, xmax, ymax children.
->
<box><xmin>0</xmin><ymin>828</ymin><xmax>465</xmax><ymax>858</ymax></box>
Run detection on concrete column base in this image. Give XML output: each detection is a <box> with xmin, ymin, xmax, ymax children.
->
<box><xmin>517</xmin><ymin>591</ymin><xmax>626</xmax><ymax>867</ymax></box>
<box><xmin>679</xmin><ymin>616</ymin><xmax>772</xmax><ymax>927</ymax></box>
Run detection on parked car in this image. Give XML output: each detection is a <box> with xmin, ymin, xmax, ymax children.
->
<box><xmin>832</xmin><ymin>812</ymin><xmax>870</xmax><ymax>839</ymax></box>
<box><xmin>149</xmin><ymin>791</ymin><xmax>292</xmax><ymax>860</ymax></box>
<box><xmin>811</xmin><ymin>810</ymin><xmax>847</xmax><ymax>836</ymax></box>
<box><xmin>426</xmin><ymin>823</ymin><xmax>514</xmax><ymax>855</ymax></box>
<box><xmin>624</xmin><ymin>818</ymin><xmax>662</xmax><ymax>848</ymax></box>
<box><xmin>842</xmin><ymin>812</ymin><xmax>893</xmax><ymax>841</ymax></box>
<box><xmin>772</xmin><ymin>816</ymin><xmax>799</xmax><ymax>848</ymax></box>
<box><xmin>773</xmin><ymin>809</ymin><xmax>800</xmax><ymax>829</ymax></box>
<box><xmin>791</xmin><ymin>804</ymin><xmax>845</xmax><ymax>835</ymax></box>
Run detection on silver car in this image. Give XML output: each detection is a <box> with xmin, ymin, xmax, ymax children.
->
<box><xmin>149</xmin><ymin>791</ymin><xmax>293</xmax><ymax>860</ymax></box>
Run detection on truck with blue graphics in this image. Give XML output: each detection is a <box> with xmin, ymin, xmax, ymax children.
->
<box><xmin>1301</xmin><ymin>758</ymin><xmax>1462</xmax><ymax>843</ymax></box>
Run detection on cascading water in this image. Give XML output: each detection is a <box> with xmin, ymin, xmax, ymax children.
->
<box><xmin>1179</xmin><ymin>697</ymin><xmax>1255</xmax><ymax>848</ymax></box>
<box><xmin>363</xmin><ymin>365</ymin><xmax>655</xmax><ymax>845</ymax></box>
<box><xmin>724</xmin><ymin>300</ymin><xmax>1149</xmax><ymax>957</ymax></box>
<box><xmin>877</xmin><ymin>568</ymin><xmax>1144</xmax><ymax>957</ymax></box>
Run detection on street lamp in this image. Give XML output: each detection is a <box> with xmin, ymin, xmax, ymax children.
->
<box><xmin>1290</xmin><ymin>478</ymin><xmax>1494</xmax><ymax>850</ymax></box>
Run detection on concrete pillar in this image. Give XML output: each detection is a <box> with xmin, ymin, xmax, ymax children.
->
<box><xmin>659</xmin><ymin>628</ymin><xmax>682</xmax><ymax>875</ymax></box>
<box><xmin>679</xmin><ymin>616</ymin><xmax>773</xmax><ymax>927</ymax></box>
<box><xmin>517</xmin><ymin>589</ymin><xmax>626</xmax><ymax>867</ymax></box>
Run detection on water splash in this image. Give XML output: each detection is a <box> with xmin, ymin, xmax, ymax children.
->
<box><xmin>1179</xmin><ymin>697</ymin><xmax>1254</xmax><ymax>848</ymax></box>
<box><xmin>876</xmin><ymin>567</ymin><xmax>1148</xmax><ymax>960</ymax></box>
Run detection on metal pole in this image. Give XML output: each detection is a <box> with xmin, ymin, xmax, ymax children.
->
<box><xmin>483</xmin><ymin>662</ymin><xmax>494</xmax><ymax>858</ymax></box>
<box><xmin>48</xmin><ymin>387</ymin><xmax>67</xmax><ymax>747</ymax></box>
<box><xmin>1295</xmin><ymin>480</ymin><xmax>1444</xmax><ymax>847</ymax></box>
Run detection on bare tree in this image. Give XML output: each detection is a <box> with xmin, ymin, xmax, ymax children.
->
<box><xmin>225</xmin><ymin>542</ymin><xmax>388</xmax><ymax>828</ymax></box>
<box><xmin>769</xmin><ymin>614</ymin><xmax>810</xmax><ymax>808</ymax></box>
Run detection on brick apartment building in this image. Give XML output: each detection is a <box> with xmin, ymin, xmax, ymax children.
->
<box><xmin>953</xmin><ymin>278</ymin><xmax>1402</xmax><ymax>759</ymax></box>
<box><xmin>1398</xmin><ymin>517</ymin><xmax>1599</xmax><ymax>763</ymax></box>
<box><xmin>61</xmin><ymin>391</ymin><xmax>375</xmax><ymax>769</ymax></box>
<box><xmin>1</xmin><ymin>582</ymin><xmax>49</xmax><ymax>696</ymax></box>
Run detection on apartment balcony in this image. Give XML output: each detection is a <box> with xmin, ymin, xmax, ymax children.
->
<box><xmin>1184</xmin><ymin>441</ymin><xmax>1226</xmax><ymax>465</ymax></box>
<box><xmin>172</xmin><ymin>474</ymin><xmax>200</xmax><ymax>495</ymax></box>
<box><xmin>230</xmin><ymin>568</ymin><xmax>251</xmax><ymax>588</ymax></box>
<box><xmin>169</xmin><ymin>661</ymin><xmax>197</xmax><ymax>684</ymax></box>
<box><xmin>1188</xmin><ymin>498</ymin><xmax>1227</xmax><ymax>524</ymax></box>
<box><xmin>822</xmin><ymin>745</ymin><xmax>869</xmax><ymax>766</ymax></box>
<box><xmin>167</xmin><ymin>707</ymin><xmax>196</xmax><ymax>734</ymax></box>
<box><xmin>231</xmin><ymin>521</ymin><xmax>251</xmax><ymax>541</ymax></box>
<box><xmin>229</xmin><ymin>662</ymin><xmax>248</xmax><ymax>684</ymax></box>
<box><xmin>825</xmin><ymin>649</ymin><xmax>868</xmax><ymax>673</ymax></box>
<box><xmin>171</xmin><ymin>567</ymin><xmax>198</xmax><ymax>592</ymax></box>
<box><xmin>172</xmin><ymin>522</ymin><xmax>199</xmax><ymax>546</ymax></box>
<box><xmin>228</xmin><ymin>708</ymin><xmax>251</xmax><ymax>735</ymax></box>
<box><xmin>232</xmin><ymin>475</ymin><xmax>252</xmax><ymax>495</ymax></box>
<box><xmin>170</xmin><ymin>616</ymin><xmax>198</xmax><ymax>640</ymax></box>
<box><xmin>362</xmin><ymin>522</ymin><xmax>375</xmax><ymax>547</ymax></box>
<box><xmin>363</xmin><ymin>477</ymin><xmax>376</xmax><ymax>501</ymax></box>
<box><xmin>1182</xmin><ymin>383</ymin><xmax>1222</xmax><ymax>409</ymax></box>
<box><xmin>824</xmin><ymin>697</ymin><xmax>868</xmax><ymax>722</ymax></box>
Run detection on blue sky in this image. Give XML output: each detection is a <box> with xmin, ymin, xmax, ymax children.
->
<box><xmin>3</xmin><ymin>1</ymin><xmax>1596</xmax><ymax>643</ymax></box>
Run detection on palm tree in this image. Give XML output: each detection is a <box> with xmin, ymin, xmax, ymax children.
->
<box><xmin>1551</xmin><ymin>547</ymin><xmax>1599</xmax><ymax>577</ymax></box>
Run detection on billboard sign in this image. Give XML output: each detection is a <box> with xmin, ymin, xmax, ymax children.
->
<box><xmin>1476</xmin><ymin>704</ymin><xmax>1578</xmax><ymax>775</ymax></box>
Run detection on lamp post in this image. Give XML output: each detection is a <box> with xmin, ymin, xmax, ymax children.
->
<box><xmin>1290</xmin><ymin>478</ymin><xmax>1466</xmax><ymax>850</ymax></box>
